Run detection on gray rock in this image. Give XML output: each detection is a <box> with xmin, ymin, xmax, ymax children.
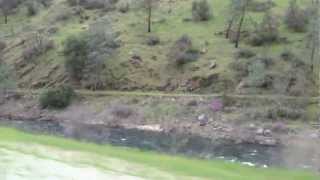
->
<box><xmin>309</xmin><ymin>133</ymin><xmax>319</xmax><ymax>139</ymax></box>
<box><xmin>263</xmin><ymin>129</ymin><xmax>272</xmax><ymax>137</ymax></box>
<box><xmin>209</xmin><ymin>61</ymin><xmax>217</xmax><ymax>69</ymax></box>
<box><xmin>271</xmin><ymin>122</ymin><xmax>288</xmax><ymax>133</ymax></box>
<box><xmin>198</xmin><ymin>114</ymin><xmax>209</xmax><ymax>126</ymax></box>
<box><xmin>256</xmin><ymin>128</ymin><xmax>264</xmax><ymax>135</ymax></box>
<box><xmin>256</xmin><ymin>136</ymin><xmax>277</xmax><ymax>146</ymax></box>
<box><xmin>248</xmin><ymin>123</ymin><xmax>256</xmax><ymax>130</ymax></box>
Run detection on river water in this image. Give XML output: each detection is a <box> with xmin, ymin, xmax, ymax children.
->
<box><xmin>0</xmin><ymin>118</ymin><xmax>318</xmax><ymax>171</ymax></box>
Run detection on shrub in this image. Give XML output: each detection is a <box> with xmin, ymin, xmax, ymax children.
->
<box><xmin>64</xmin><ymin>18</ymin><xmax>118</xmax><ymax>88</ymax></box>
<box><xmin>249</xmin><ymin>11</ymin><xmax>279</xmax><ymax>46</ymax></box>
<box><xmin>236</xmin><ymin>48</ymin><xmax>256</xmax><ymax>59</ymax></box>
<box><xmin>259</xmin><ymin>56</ymin><xmax>274</xmax><ymax>67</ymax></box>
<box><xmin>81</xmin><ymin>51</ymin><xmax>107</xmax><ymax>90</ymax></box>
<box><xmin>81</xmin><ymin>17</ymin><xmax>119</xmax><ymax>90</ymax></box>
<box><xmin>117</xmin><ymin>0</ymin><xmax>129</xmax><ymax>13</ymax></box>
<box><xmin>82</xmin><ymin>0</ymin><xmax>105</xmax><ymax>9</ymax></box>
<box><xmin>246</xmin><ymin>60</ymin><xmax>269</xmax><ymax>88</ymax></box>
<box><xmin>260</xmin><ymin>12</ymin><xmax>279</xmax><ymax>40</ymax></box>
<box><xmin>229</xmin><ymin>59</ymin><xmax>251</xmax><ymax>81</ymax></box>
<box><xmin>64</xmin><ymin>34</ymin><xmax>89</xmax><ymax>81</ymax></box>
<box><xmin>26</xmin><ymin>1</ymin><xmax>38</xmax><ymax>16</ymax></box>
<box><xmin>267</xmin><ymin>106</ymin><xmax>303</xmax><ymax>120</ymax></box>
<box><xmin>0</xmin><ymin>63</ymin><xmax>15</xmax><ymax>91</ymax></box>
<box><xmin>54</xmin><ymin>7</ymin><xmax>72</xmax><ymax>22</ymax></box>
<box><xmin>192</xmin><ymin>0</ymin><xmax>212</xmax><ymax>21</ymax></box>
<box><xmin>210</xmin><ymin>99</ymin><xmax>224</xmax><ymax>112</ymax></box>
<box><xmin>168</xmin><ymin>35</ymin><xmax>199</xmax><ymax>66</ymax></box>
<box><xmin>284</xmin><ymin>0</ymin><xmax>308</xmax><ymax>32</ymax></box>
<box><xmin>287</xmin><ymin>72</ymin><xmax>313</xmax><ymax>96</ymax></box>
<box><xmin>22</xmin><ymin>47</ymin><xmax>38</xmax><ymax>61</ymax></box>
<box><xmin>111</xmin><ymin>105</ymin><xmax>133</xmax><ymax>119</ymax></box>
<box><xmin>280</xmin><ymin>50</ymin><xmax>306</xmax><ymax>68</ymax></box>
<box><xmin>67</xmin><ymin>0</ymin><xmax>78</xmax><ymax>6</ymax></box>
<box><xmin>37</xmin><ymin>0</ymin><xmax>53</xmax><ymax>7</ymax></box>
<box><xmin>39</xmin><ymin>86</ymin><xmax>75</xmax><ymax>109</ymax></box>
<box><xmin>70</xmin><ymin>0</ymin><xmax>117</xmax><ymax>10</ymax></box>
<box><xmin>0</xmin><ymin>41</ymin><xmax>6</xmax><ymax>51</ymax></box>
<box><xmin>147</xmin><ymin>35</ymin><xmax>160</xmax><ymax>46</ymax></box>
<box><xmin>280</xmin><ymin>49</ymin><xmax>295</xmax><ymax>61</ymax></box>
<box><xmin>248</xmin><ymin>0</ymin><xmax>275</xmax><ymax>12</ymax></box>
<box><xmin>22</xmin><ymin>34</ymin><xmax>55</xmax><ymax>61</ymax></box>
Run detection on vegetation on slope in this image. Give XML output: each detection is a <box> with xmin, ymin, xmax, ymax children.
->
<box><xmin>0</xmin><ymin>0</ymin><xmax>318</xmax><ymax>96</ymax></box>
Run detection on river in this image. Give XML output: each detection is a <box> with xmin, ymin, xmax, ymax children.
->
<box><xmin>0</xmin><ymin>124</ymin><xmax>319</xmax><ymax>180</ymax></box>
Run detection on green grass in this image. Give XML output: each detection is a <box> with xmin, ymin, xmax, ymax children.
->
<box><xmin>0</xmin><ymin>127</ymin><xmax>318</xmax><ymax>180</ymax></box>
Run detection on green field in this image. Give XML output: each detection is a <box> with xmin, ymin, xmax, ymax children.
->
<box><xmin>0</xmin><ymin>127</ymin><xmax>318</xmax><ymax>180</ymax></box>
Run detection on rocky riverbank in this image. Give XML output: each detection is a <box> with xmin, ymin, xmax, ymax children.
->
<box><xmin>0</xmin><ymin>92</ymin><xmax>319</xmax><ymax>170</ymax></box>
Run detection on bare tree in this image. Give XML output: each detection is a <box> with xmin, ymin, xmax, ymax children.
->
<box><xmin>234</xmin><ymin>0</ymin><xmax>249</xmax><ymax>48</ymax></box>
<box><xmin>307</xmin><ymin>0</ymin><xmax>319</xmax><ymax>73</ymax></box>
<box><xmin>284</xmin><ymin>0</ymin><xmax>309</xmax><ymax>32</ymax></box>
<box><xmin>0</xmin><ymin>0</ymin><xmax>19</xmax><ymax>24</ymax></box>
<box><xmin>144</xmin><ymin>0</ymin><xmax>158</xmax><ymax>33</ymax></box>
<box><xmin>225</xmin><ymin>0</ymin><xmax>242</xmax><ymax>39</ymax></box>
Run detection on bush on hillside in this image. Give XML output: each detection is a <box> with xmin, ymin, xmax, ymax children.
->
<box><xmin>147</xmin><ymin>35</ymin><xmax>160</xmax><ymax>46</ymax></box>
<box><xmin>236</xmin><ymin>48</ymin><xmax>256</xmax><ymax>59</ymax></box>
<box><xmin>111</xmin><ymin>105</ymin><xmax>134</xmax><ymax>119</ymax></box>
<box><xmin>192</xmin><ymin>0</ymin><xmax>212</xmax><ymax>21</ymax></box>
<box><xmin>245</xmin><ymin>60</ymin><xmax>270</xmax><ymax>88</ymax></box>
<box><xmin>81</xmin><ymin>18</ymin><xmax>119</xmax><ymax>90</ymax></box>
<box><xmin>280</xmin><ymin>50</ymin><xmax>306</xmax><ymax>68</ymax></box>
<box><xmin>39</xmin><ymin>86</ymin><xmax>75</xmax><ymax>109</ymax></box>
<box><xmin>52</xmin><ymin>7</ymin><xmax>72</xmax><ymax>22</ymax></box>
<box><xmin>117</xmin><ymin>0</ymin><xmax>129</xmax><ymax>13</ymax></box>
<box><xmin>168</xmin><ymin>35</ymin><xmax>199</xmax><ymax>66</ymax></box>
<box><xmin>267</xmin><ymin>106</ymin><xmax>304</xmax><ymax>120</ymax></box>
<box><xmin>287</xmin><ymin>69</ymin><xmax>314</xmax><ymax>96</ymax></box>
<box><xmin>22</xmin><ymin>33</ymin><xmax>55</xmax><ymax>62</ymax></box>
<box><xmin>259</xmin><ymin>56</ymin><xmax>274</xmax><ymax>67</ymax></box>
<box><xmin>67</xmin><ymin>0</ymin><xmax>117</xmax><ymax>10</ymax></box>
<box><xmin>249</xmin><ymin>11</ymin><xmax>279</xmax><ymax>46</ymax></box>
<box><xmin>0</xmin><ymin>41</ymin><xmax>6</xmax><ymax>51</ymax></box>
<box><xmin>67</xmin><ymin>0</ymin><xmax>78</xmax><ymax>6</ymax></box>
<box><xmin>64</xmin><ymin>34</ymin><xmax>89</xmax><ymax>81</ymax></box>
<box><xmin>37</xmin><ymin>0</ymin><xmax>53</xmax><ymax>7</ymax></box>
<box><xmin>0</xmin><ymin>62</ymin><xmax>15</xmax><ymax>91</ymax></box>
<box><xmin>22</xmin><ymin>34</ymin><xmax>54</xmax><ymax>62</ymax></box>
<box><xmin>284</xmin><ymin>0</ymin><xmax>308</xmax><ymax>32</ymax></box>
<box><xmin>248</xmin><ymin>0</ymin><xmax>276</xmax><ymax>12</ymax></box>
<box><xmin>26</xmin><ymin>1</ymin><xmax>38</xmax><ymax>16</ymax></box>
<box><xmin>280</xmin><ymin>49</ymin><xmax>295</xmax><ymax>61</ymax></box>
<box><xmin>229</xmin><ymin>59</ymin><xmax>251</xmax><ymax>81</ymax></box>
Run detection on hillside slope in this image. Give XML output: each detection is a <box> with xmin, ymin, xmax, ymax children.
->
<box><xmin>0</xmin><ymin>0</ymin><xmax>318</xmax><ymax>95</ymax></box>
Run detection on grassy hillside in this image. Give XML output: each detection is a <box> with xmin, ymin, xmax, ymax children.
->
<box><xmin>0</xmin><ymin>0</ymin><xmax>318</xmax><ymax>95</ymax></box>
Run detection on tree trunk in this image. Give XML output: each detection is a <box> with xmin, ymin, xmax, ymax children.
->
<box><xmin>226</xmin><ymin>15</ymin><xmax>236</xmax><ymax>39</ymax></box>
<box><xmin>311</xmin><ymin>45</ymin><xmax>315</xmax><ymax>72</ymax></box>
<box><xmin>4</xmin><ymin>14</ymin><xmax>8</xmax><ymax>24</ymax></box>
<box><xmin>235</xmin><ymin>14</ymin><xmax>245</xmax><ymax>48</ymax></box>
<box><xmin>235</xmin><ymin>2</ymin><xmax>247</xmax><ymax>48</ymax></box>
<box><xmin>147</xmin><ymin>6</ymin><xmax>152</xmax><ymax>33</ymax></box>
